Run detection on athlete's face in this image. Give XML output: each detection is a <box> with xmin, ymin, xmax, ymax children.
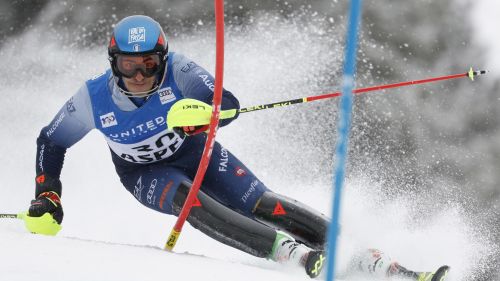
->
<box><xmin>119</xmin><ymin>55</ymin><xmax>158</xmax><ymax>95</ymax></box>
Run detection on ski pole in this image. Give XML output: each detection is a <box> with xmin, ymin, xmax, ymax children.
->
<box><xmin>0</xmin><ymin>213</ymin><xmax>24</xmax><ymax>219</ymax></box>
<box><xmin>169</xmin><ymin>69</ymin><xmax>488</xmax><ymax>126</ymax></box>
<box><xmin>1</xmin><ymin>212</ymin><xmax>61</xmax><ymax>235</ymax></box>
<box><xmin>235</xmin><ymin>68</ymin><xmax>488</xmax><ymax>114</ymax></box>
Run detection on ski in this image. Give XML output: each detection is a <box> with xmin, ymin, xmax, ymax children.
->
<box><xmin>417</xmin><ymin>265</ymin><xmax>450</xmax><ymax>281</ymax></box>
<box><xmin>391</xmin><ymin>262</ymin><xmax>450</xmax><ymax>281</ymax></box>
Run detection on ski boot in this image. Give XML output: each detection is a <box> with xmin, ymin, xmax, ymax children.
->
<box><xmin>416</xmin><ymin>265</ymin><xmax>450</xmax><ymax>281</ymax></box>
<box><xmin>304</xmin><ymin>250</ymin><xmax>326</xmax><ymax>278</ymax></box>
<box><xmin>354</xmin><ymin>248</ymin><xmax>394</xmax><ymax>277</ymax></box>
<box><xmin>270</xmin><ymin>231</ymin><xmax>326</xmax><ymax>278</ymax></box>
<box><xmin>389</xmin><ymin>263</ymin><xmax>450</xmax><ymax>281</ymax></box>
<box><xmin>352</xmin><ymin>249</ymin><xmax>450</xmax><ymax>281</ymax></box>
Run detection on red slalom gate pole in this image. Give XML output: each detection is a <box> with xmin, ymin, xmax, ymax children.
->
<box><xmin>164</xmin><ymin>0</ymin><xmax>225</xmax><ymax>251</ymax></box>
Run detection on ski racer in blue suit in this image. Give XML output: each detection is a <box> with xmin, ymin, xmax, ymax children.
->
<box><xmin>26</xmin><ymin>15</ymin><xmax>449</xmax><ymax>280</ymax></box>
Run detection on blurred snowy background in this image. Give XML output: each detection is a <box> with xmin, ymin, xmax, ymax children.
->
<box><xmin>0</xmin><ymin>0</ymin><xmax>498</xmax><ymax>280</ymax></box>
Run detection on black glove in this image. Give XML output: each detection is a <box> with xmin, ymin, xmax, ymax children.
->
<box><xmin>29</xmin><ymin>191</ymin><xmax>63</xmax><ymax>224</ymax></box>
<box><xmin>28</xmin><ymin>173</ymin><xmax>64</xmax><ymax>224</ymax></box>
<box><xmin>173</xmin><ymin>125</ymin><xmax>209</xmax><ymax>137</ymax></box>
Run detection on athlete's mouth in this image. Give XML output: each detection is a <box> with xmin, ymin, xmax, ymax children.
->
<box><xmin>130</xmin><ymin>82</ymin><xmax>146</xmax><ymax>86</ymax></box>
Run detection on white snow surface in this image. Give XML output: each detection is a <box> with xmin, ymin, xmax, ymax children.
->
<box><xmin>0</xmin><ymin>8</ymin><xmax>497</xmax><ymax>281</ymax></box>
<box><xmin>471</xmin><ymin>0</ymin><xmax>500</xmax><ymax>76</ymax></box>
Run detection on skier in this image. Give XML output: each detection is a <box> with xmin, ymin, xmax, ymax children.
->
<box><xmin>26</xmin><ymin>15</ymin><xmax>448</xmax><ymax>280</ymax></box>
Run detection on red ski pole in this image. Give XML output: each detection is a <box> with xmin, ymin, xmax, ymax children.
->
<box><xmin>237</xmin><ymin>68</ymin><xmax>488</xmax><ymax>114</ymax></box>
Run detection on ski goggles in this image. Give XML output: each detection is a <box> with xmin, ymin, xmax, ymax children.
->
<box><xmin>115</xmin><ymin>53</ymin><xmax>162</xmax><ymax>78</ymax></box>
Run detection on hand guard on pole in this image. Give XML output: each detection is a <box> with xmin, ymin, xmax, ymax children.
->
<box><xmin>24</xmin><ymin>173</ymin><xmax>64</xmax><ymax>235</ymax></box>
<box><xmin>167</xmin><ymin>98</ymin><xmax>236</xmax><ymax>136</ymax></box>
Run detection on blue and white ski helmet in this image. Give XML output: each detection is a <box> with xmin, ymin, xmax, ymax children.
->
<box><xmin>108</xmin><ymin>15</ymin><xmax>168</xmax><ymax>79</ymax></box>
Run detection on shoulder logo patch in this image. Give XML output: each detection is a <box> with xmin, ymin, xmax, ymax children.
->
<box><xmin>158</xmin><ymin>87</ymin><xmax>176</xmax><ymax>104</ymax></box>
<box><xmin>100</xmin><ymin>112</ymin><xmax>118</xmax><ymax>128</ymax></box>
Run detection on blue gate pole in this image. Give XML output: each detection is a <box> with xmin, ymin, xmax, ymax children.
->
<box><xmin>325</xmin><ymin>0</ymin><xmax>363</xmax><ymax>280</ymax></box>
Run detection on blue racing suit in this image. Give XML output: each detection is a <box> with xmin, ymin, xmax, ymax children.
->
<box><xmin>36</xmin><ymin>52</ymin><xmax>268</xmax><ymax>217</ymax></box>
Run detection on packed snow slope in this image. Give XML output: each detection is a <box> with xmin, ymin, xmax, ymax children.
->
<box><xmin>0</xmin><ymin>13</ymin><xmax>497</xmax><ymax>281</ymax></box>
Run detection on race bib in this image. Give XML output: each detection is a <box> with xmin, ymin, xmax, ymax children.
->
<box><xmin>106</xmin><ymin>129</ymin><xmax>185</xmax><ymax>163</ymax></box>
